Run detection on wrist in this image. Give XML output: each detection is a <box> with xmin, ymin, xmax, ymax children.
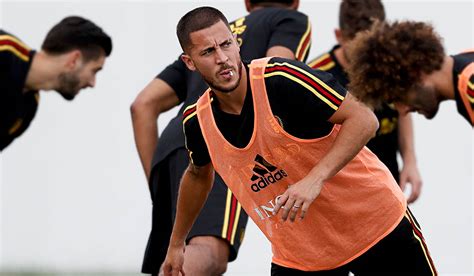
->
<box><xmin>169</xmin><ymin>236</ymin><xmax>186</xmax><ymax>248</ymax></box>
<box><xmin>402</xmin><ymin>153</ymin><xmax>417</xmax><ymax>165</ymax></box>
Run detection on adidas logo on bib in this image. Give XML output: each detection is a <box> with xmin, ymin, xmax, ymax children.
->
<box><xmin>250</xmin><ymin>154</ymin><xmax>288</xmax><ymax>192</ymax></box>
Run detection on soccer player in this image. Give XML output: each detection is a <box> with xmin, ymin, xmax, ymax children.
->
<box><xmin>307</xmin><ymin>0</ymin><xmax>422</xmax><ymax>203</ymax></box>
<box><xmin>0</xmin><ymin>16</ymin><xmax>112</xmax><ymax>151</ymax></box>
<box><xmin>346</xmin><ymin>20</ymin><xmax>473</xmax><ymax>127</ymax></box>
<box><xmin>163</xmin><ymin>7</ymin><xmax>436</xmax><ymax>276</ymax></box>
<box><xmin>131</xmin><ymin>1</ymin><xmax>311</xmax><ymax>275</ymax></box>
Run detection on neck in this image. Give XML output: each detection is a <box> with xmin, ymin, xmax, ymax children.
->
<box><xmin>431</xmin><ymin>56</ymin><xmax>454</xmax><ymax>100</ymax></box>
<box><xmin>214</xmin><ymin>62</ymin><xmax>248</xmax><ymax>115</ymax></box>
<box><xmin>24</xmin><ymin>51</ymin><xmax>63</xmax><ymax>93</ymax></box>
<box><xmin>334</xmin><ymin>45</ymin><xmax>348</xmax><ymax>69</ymax></box>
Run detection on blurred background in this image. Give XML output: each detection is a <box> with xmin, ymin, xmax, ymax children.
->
<box><xmin>0</xmin><ymin>0</ymin><xmax>472</xmax><ymax>275</ymax></box>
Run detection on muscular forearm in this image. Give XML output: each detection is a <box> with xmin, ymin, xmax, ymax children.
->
<box><xmin>398</xmin><ymin>113</ymin><xmax>417</xmax><ymax>163</ymax></box>
<box><xmin>131</xmin><ymin>103</ymin><xmax>159</xmax><ymax>180</ymax></box>
<box><xmin>131</xmin><ymin>78</ymin><xmax>180</xmax><ymax>181</ymax></box>
<box><xmin>311</xmin><ymin>109</ymin><xmax>378</xmax><ymax>182</ymax></box>
<box><xmin>273</xmin><ymin>106</ymin><xmax>378</xmax><ymax>221</ymax></box>
<box><xmin>397</xmin><ymin>113</ymin><xmax>422</xmax><ymax>203</ymax></box>
<box><xmin>169</xmin><ymin>164</ymin><xmax>214</xmax><ymax>246</ymax></box>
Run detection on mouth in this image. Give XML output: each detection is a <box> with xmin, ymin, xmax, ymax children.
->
<box><xmin>219</xmin><ymin>68</ymin><xmax>234</xmax><ymax>80</ymax></box>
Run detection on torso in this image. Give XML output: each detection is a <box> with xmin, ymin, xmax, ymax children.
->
<box><xmin>0</xmin><ymin>29</ymin><xmax>39</xmax><ymax>151</ymax></box>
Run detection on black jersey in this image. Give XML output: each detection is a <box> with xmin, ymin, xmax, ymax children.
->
<box><xmin>151</xmin><ymin>7</ymin><xmax>311</xmax><ymax>168</ymax></box>
<box><xmin>308</xmin><ymin>45</ymin><xmax>400</xmax><ymax>180</ymax></box>
<box><xmin>183</xmin><ymin>57</ymin><xmax>347</xmax><ymax>166</ymax></box>
<box><xmin>452</xmin><ymin>51</ymin><xmax>474</xmax><ymax>126</ymax></box>
<box><xmin>0</xmin><ymin>30</ymin><xmax>39</xmax><ymax>151</ymax></box>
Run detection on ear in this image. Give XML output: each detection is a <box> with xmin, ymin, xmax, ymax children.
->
<box><xmin>181</xmin><ymin>54</ymin><xmax>196</xmax><ymax>71</ymax></box>
<box><xmin>335</xmin><ymin>28</ymin><xmax>346</xmax><ymax>45</ymax></box>
<box><xmin>65</xmin><ymin>49</ymin><xmax>82</xmax><ymax>70</ymax></box>
<box><xmin>244</xmin><ymin>0</ymin><xmax>252</xmax><ymax>12</ymax></box>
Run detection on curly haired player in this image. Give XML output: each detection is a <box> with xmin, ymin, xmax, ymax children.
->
<box><xmin>346</xmin><ymin>20</ymin><xmax>473</xmax><ymax>126</ymax></box>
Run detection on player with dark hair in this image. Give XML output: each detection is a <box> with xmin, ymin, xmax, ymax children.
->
<box><xmin>131</xmin><ymin>1</ymin><xmax>311</xmax><ymax>275</ymax></box>
<box><xmin>1</xmin><ymin>16</ymin><xmax>112</xmax><ymax>151</ymax></box>
<box><xmin>163</xmin><ymin>6</ymin><xmax>437</xmax><ymax>276</ymax></box>
<box><xmin>346</xmin><ymin>20</ymin><xmax>473</xmax><ymax>126</ymax></box>
<box><xmin>308</xmin><ymin>0</ymin><xmax>422</xmax><ymax>203</ymax></box>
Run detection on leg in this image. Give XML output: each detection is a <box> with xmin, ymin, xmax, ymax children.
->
<box><xmin>170</xmin><ymin>150</ymin><xmax>249</xmax><ymax>274</ymax></box>
<box><xmin>142</xmin><ymin>162</ymin><xmax>173</xmax><ymax>275</ymax></box>
<box><xmin>349</xmin><ymin>208</ymin><xmax>437</xmax><ymax>275</ymax></box>
<box><xmin>182</xmin><ymin>236</ymin><xmax>230</xmax><ymax>275</ymax></box>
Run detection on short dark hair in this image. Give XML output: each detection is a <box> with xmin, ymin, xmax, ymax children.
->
<box><xmin>42</xmin><ymin>16</ymin><xmax>112</xmax><ymax>61</ymax></box>
<box><xmin>176</xmin><ymin>6</ymin><xmax>230</xmax><ymax>52</ymax></box>
<box><xmin>249</xmin><ymin>0</ymin><xmax>294</xmax><ymax>5</ymax></box>
<box><xmin>339</xmin><ymin>0</ymin><xmax>385</xmax><ymax>40</ymax></box>
<box><xmin>346</xmin><ymin>20</ymin><xmax>445</xmax><ymax>108</ymax></box>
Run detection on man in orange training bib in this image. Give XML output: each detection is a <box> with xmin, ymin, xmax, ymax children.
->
<box><xmin>163</xmin><ymin>7</ymin><xmax>437</xmax><ymax>275</ymax></box>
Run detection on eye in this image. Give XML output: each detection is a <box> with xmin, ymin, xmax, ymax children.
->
<box><xmin>202</xmin><ymin>49</ymin><xmax>213</xmax><ymax>56</ymax></box>
<box><xmin>222</xmin><ymin>40</ymin><xmax>232</xmax><ymax>48</ymax></box>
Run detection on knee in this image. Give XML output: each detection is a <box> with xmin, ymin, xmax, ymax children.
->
<box><xmin>211</xmin><ymin>258</ymin><xmax>228</xmax><ymax>275</ymax></box>
<box><xmin>188</xmin><ymin>236</ymin><xmax>230</xmax><ymax>275</ymax></box>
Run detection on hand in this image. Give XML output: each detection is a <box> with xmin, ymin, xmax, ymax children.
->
<box><xmin>399</xmin><ymin>162</ymin><xmax>422</xmax><ymax>204</ymax></box>
<box><xmin>273</xmin><ymin>176</ymin><xmax>324</xmax><ymax>222</ymax></box>
<box><xmin>162</xmin><ymin>244</ymin><xmax>186</xmax><ymax>276</ymax></box>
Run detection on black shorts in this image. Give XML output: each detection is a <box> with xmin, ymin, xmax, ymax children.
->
<box><xmin>271</xmin><ymin>208</ymin><xmax>437</xmax><ymax>276</ymax></box>
<box><xmin>141</xmin><ymin>148</ymin><xmax>249</xmax><ymax>274</ymax></box>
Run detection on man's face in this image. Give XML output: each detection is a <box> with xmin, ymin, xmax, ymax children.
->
<box><xmin>182</xmin><ymin>20</ymin><xmax>242</xmax><ymax>93</ymax></box>
<box><xmin>396</xmin><ymin>80</ymin><xmax>440</xmax><ymax>119</ymax></box>
<box><xmin>57</xmin><ymin>54</ymin><xmax>105</xmax><ymax>100</ymax></box>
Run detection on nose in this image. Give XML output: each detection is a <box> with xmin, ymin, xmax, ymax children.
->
<box><xmin>215</xmin><ymin>48</ymin><xmax>229</xmax><ymax>64</ymax></box>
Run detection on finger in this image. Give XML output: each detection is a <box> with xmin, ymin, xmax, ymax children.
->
<box><xmin>399</xmin><ymin>175</ymin><xmax>407</xmax><ymax>191</ymax></box>
<box><xmin>408</xmin><ymin>181</ymin><xmax>422</xmax><ymax>204</ymax></box>
<box><xmin>281</xmin><ymin>198</ymin><xmax>296</xmax><ymax>221</ymax></box>
<box><xmin>300</xmin><ymin>201</ymin><xmax>310</xmax><ymax>220</ymax></box>
<box><xmin>163</xmin><ymin>263</ymin><xmax>171</xmax><ymax>276</ymax></box>
<box><xmin>289</xmin><ymin>200</ymin><xmax>303</xmax><ymax>222</ymax></box>
<box><xmin>273</xmin><ymin>194</ymin><xmax>289</xmax><ymax>215</ymax></box>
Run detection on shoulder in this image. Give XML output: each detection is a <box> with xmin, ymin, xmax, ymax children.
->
<box><xmin>452</xmin><ymin>51</ymin><xmax>474</xmax><ymax>74</ymax></box>
<box><xmin>243</xmin><ymin>7</ymin><xmax>308</xmax><ymax>25</ymax></box>
<box><xmin>0</xmin><ymin>29</ymin><xmax>32</xmax><ymax>62</ymax></box>
<box><xmin>260</xmin><ymin>7</ymin><xmax>307</xmax><ymax>19</ymax></box>
<box><xmin>263</xmin><ymin>57</ymin><xmax>346</xmax><ymax>108</ymax></box>
<box><xmin>264</xmin><ymin>57</ymin><xmax>329</xmax><ymax>80</ymax></box>
<box><xmin>183</xmin><ymin>102</ymin><xmax>199</xmax><ymax>128</ymax></box>
<box><xmin>307</xmin><ymin>50</ymin><xmax>335</xmax><ymax>71</ymax></box>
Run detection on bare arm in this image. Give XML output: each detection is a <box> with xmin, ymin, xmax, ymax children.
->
<box><xmin>274</xmin><ymin>93</ymin><xmax>379</xmax><ymax>221</ymax></box>
<box><xmin>163</xmin><ymin>162</ymin><xmax>215</xmax><ymax>276</ymax></box>
<box><xmin>130</xmin><ymin>78</ymin><xmax>180</xmax><ymax>180</ymax></box>
<box><xmin>310</xmin><ymin>93</ymin><xmax>379</xmax><ymax>181</ymax></box>
<box><xmin>398</xmin><ymin>113</ymin><xmax>422</xmax><ymax>204</ymax></box>
<box><xmin>266</xmin><ymin>45</ymin><xmax>296</xmax><ymax>60</ymax></box>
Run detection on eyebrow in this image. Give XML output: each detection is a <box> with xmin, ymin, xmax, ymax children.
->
<box><xmin>199</xmin><ymin>38</ymin><xmax>232</xmax><ymax>54</ymax></box>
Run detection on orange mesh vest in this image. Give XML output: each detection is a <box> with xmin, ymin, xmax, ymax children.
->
<box><xmin>196</xmin><ymin>58</ymin><xmax>407</xmax><ymax>271</ymax></box>
<box><xmin>457</xmin><ymin>49</ymin><xmax>474</xmax><ymax>125</ymax></box>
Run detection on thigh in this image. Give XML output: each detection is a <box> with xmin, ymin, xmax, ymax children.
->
<box><xmin>271</xmin><ymin>263</ymin><xmax>349</xmax><ymax>276</ymax></box>
<box><xmin>187</xmin><ymin>235</ymin><xmax>230</xmax><ymax>260</ymax></box>
<box><xmin>350</xmin><ymin>209</ymin><xmax>437</xmax><ymax>276</ymax></box>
